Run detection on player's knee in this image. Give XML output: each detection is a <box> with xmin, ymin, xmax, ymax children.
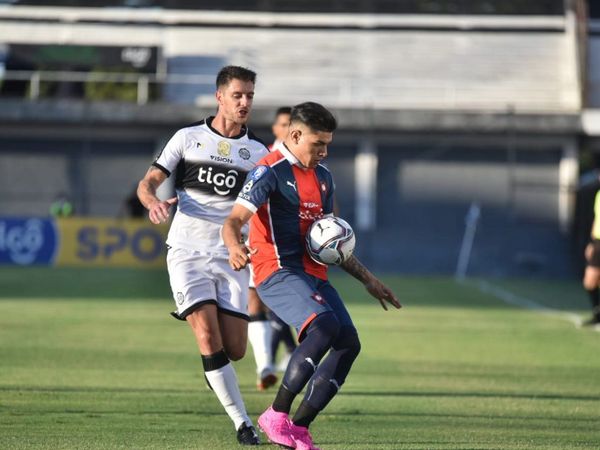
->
<box><xmin>225</xmin><ymin>341</ymin><xmax>247</xmax><ymax>361</ymax></box>
<box><xmin>195</xmin><ymin>331</ymin><xmax>222</xmax><ymax>354</ymax></box>
<box><xmin>307</xmin><ymin>311</ymin><xmax>341</xmax><ymax>343</ymax></box>
<box><xmin>335</xmin><ymin>327</ymin><xmax>361</xmax><ymax>359</ymax></box>
<box><xmin>227</xmin><ymin>349</ymin><xmax>245</xmax><ymax>361</ymax></box>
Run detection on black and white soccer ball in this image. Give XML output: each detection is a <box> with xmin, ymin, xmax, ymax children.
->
<box><xmin>306</xmin><ymin>216</ymin><xmax>356</xmax><ymax>265</ymax></box>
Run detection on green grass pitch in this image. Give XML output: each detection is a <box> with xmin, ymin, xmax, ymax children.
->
<box><xmin>1</xmin><ymin>268</ymin><xmax>599</xmax><ymax>449</ymax></box>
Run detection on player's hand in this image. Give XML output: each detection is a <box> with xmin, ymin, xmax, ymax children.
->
<box><xmin>228</xmin><ymin>244</ymin><xmax>257</xmax><ymax>271</ymax></box>
<box><xmin>364</xmin><ymin>278</ymin><xmax>402</xmax><ymax>311</ymax></box>
<box><xmin>148</xmin><ymin>197</ymin><xmax>177</xmax><ymax>224</ymax></box>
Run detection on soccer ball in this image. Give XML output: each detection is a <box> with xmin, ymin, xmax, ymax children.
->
<box><xmin>306</xmin><ymin>216</ymin><xmax>356</xmax><ymax>265</ymax></box>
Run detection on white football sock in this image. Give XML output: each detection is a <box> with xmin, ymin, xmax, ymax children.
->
<box><xmin>248</xmin><ymin>320</ymin><xmax>274</xmax><ymax>375</ymax></box>
<box><xmin>204</xmin><ymin>363</ymin><xmax>251</xmax><ymax>430</ymax></box>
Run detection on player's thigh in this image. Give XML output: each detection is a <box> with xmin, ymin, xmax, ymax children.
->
<box><xmin>218</xmin><ymin>312</ymin><xmax>249</xmax><ymax>361</ymax></box>
<box><xmin>316</xmin><ymin>280</ymin><xmax>355</xmax><ymax>329</ymax></box>
<box><xmin>210</xmin><ymin>257</ymin><xmax>251</xmax><ymax>319</ymax></box>
<box><xmin>248</xmin><ymin>287</ymin><xmax>268</xmax><ymax>315</ymax></box>
<box><xmin>185</xmin><ymin>303</ymin><xmax>223</xmax><ymax>355</ymax></box>
<box><xmin>166</xmin><ymin>247</ymin><xmax>218</xmax><ymax>319</ymax></box>
<box><xmin>583</xmin><ymin>265</ymin><xmax>600</xmax><ymax>290</ymax></box>
<box><xmin>257</xmin><ymin>268</ymin><xmax>332</xmax><ymax>338</ymax></box>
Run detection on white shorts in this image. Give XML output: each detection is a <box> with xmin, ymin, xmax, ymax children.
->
<box><xmin>166</xmin><ymin>247</ymin><xmax>250</xmax><ymax>321</ymax></box>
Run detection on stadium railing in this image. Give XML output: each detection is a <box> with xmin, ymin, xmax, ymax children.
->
<box><xmin>0</xmin><ymin>69</ymin><xmax>574</xmax><ymax>111</ymax></box>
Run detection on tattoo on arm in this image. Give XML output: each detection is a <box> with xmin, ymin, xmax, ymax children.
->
<box><xmin>341</xmin><ymin>255</ymin><xmax>372</xmax><ymax>284</ymax></box>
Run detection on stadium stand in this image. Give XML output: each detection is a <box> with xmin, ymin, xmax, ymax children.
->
<box><xmin>0</xmin><ymin>1</ymin><xmax>592</xmax><ymax>276</ymax></box>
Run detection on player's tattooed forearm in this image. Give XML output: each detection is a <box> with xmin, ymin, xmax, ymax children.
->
<box><xmin>341</xmin><ymin>255</ymin><xmax>371</xmax><ymax>284</ymax></box>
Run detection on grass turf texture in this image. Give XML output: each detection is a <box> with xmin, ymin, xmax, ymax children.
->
<box><xmin>1</xmin><ymin>268</ymin><xmax>599</xmax><ymax>449</ymax></box>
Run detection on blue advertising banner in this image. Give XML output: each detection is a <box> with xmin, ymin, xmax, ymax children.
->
<box><xmin>0</xmin><ymin>218</ymin><xmax>58</xmax><ymax>265</ymax></box>
<box><xmin>0</xmin><ymin>217</ymin><xmax>169</xmax><ymax>268</ymax></box>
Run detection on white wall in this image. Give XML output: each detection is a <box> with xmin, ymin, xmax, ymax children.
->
<box><xmin>0</xmin><ymin>12</ymin><xmax>580</xmax><ymax>111</ymax></box>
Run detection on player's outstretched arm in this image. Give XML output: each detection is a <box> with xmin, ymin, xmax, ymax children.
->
<box><xmin>223</xmin><ymin>204</ymin><xmax>256</xmax><ymax>271</ymax></box>
<box><xmin>340</xmin><ymin>255</ymin><xmax>402</xmax><ymax>310</ymax></box>
<box><xmin>137</xmin><ymin>166</ymin><xmax>177</xmax><ymax>224</ymax></box>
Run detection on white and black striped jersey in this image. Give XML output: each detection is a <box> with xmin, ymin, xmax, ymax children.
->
<box><xmin>153</xmin><ymin>117</ymin><xmax>269</xmax><ymax>254</ymax></box>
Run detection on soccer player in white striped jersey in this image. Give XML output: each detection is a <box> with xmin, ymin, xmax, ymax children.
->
<box><xmin>137</xmin><ymin>66</ymin><xmax>268</xmax><ymax>446</ymax></box>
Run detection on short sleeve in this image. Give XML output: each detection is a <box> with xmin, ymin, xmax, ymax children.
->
<box><xmin>153</xmin><ymin>130</ymin><xmax>185</xmax><ymax>176</ymax></box>
<box><xmin>235</xmin><ymin>165</ymin><xmax>276</xmax><ymax>213</ymax></box>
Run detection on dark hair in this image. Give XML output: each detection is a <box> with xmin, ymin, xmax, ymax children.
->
<box><xmin>216</xmin><ymin>66</ymin><xmax>256</xmax><ymax>89</ymax></box>
<box><xmin>290</xmin><ymin>102</ymin><xmax>337</xmax><ymax>132</ymax></box>
<box><xmin>275</xmin><ymin>106</ymin><xmax>292</xmax><ymax>117</ymax></box>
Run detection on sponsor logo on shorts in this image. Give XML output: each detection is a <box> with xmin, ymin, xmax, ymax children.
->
<box><xmin>311</xmin><ymin>292</ymin><xmax>326</xmax><ymax>305</ymax></box>
<box><xmin>176</xmin><ymin>292</ymin><xmax>185</xmax><ymax>305</ymax></box>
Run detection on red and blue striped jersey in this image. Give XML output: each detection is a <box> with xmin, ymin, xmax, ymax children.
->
<box><xmin>235</xmin><ymin>144</ymin><xmax>335</xmax><ymax>286</ymax></box>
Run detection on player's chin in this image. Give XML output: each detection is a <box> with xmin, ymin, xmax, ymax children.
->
<box><xmin>236</xmin><ymin>113</ymin><xmax>250</xmax><ymax>123</ymax></box>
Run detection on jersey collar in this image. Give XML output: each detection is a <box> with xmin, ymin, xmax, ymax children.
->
<box><xmin>280</xmin><ymin>143</ymin><xmax>304</xmax><ymax>167</ymax></box>
<box><xmin>206</xmin><ymin>116</ymin><xmax>247</xmax><ymax>140</ymax></box>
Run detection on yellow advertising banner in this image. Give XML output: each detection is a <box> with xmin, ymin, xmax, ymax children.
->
<box><xmin>54</xmin><ymin>217</ymin><xmax>169</xmax><ymax>268</ymax></box>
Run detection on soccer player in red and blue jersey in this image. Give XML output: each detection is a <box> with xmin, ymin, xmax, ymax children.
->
<box><xmin>222</xmin><ymin>102</ymin><xmax>401</xmax><ymax>450</ymax></box>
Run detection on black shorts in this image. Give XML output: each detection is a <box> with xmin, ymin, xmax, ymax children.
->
<box><xmin>588</xmin><ymin>240</ymin><xmax>600</xmax><ymax>268</ymax></box>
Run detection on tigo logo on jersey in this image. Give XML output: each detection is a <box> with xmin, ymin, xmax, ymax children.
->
<box><xmin>198</xmin><ymin>166</ymin><xmax>241</xmax><ymax>196</ymax></box>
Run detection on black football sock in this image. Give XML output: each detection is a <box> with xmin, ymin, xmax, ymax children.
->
<box><xmin>291</xmin><ymin>401</ymin><xmax>319</xmax><ymax>428</ymax></box>
<box><xmin>272</xmin><ymin>312</ymin><xmax>340</xmax><ymax>414</ymax></box>
<box><xmin>586</xmin><ymin>288</ymin><xmax>600</xmax><ymax>319</ymax></box>
<box><xmin>586</xmin><ymin>287</ymin><xmax>600</xmax><ymax>309</ymax></box>
<box><xmin>272</xmin><ymin>384</ymin><xmax>296</xmax><ymax>414</ymax></box>
<box><xmin>296</xmin><ymin>326</ymin><xmax>361</xmax><ymax>417</ymax></box>
<box><xmin>250</xmin><ymin>312</ymin><xmax>269</xmax><ymax>322</ymax></box>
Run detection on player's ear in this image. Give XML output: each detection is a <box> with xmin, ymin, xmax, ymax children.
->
<box><xmin>215</xmin><ymin>89</ymin><xmax>224</xmax><ymax>106</ymax></box>
<box><xmin>290</xmin><ymin>128</ymin><xmax>302</xmax><ymax>144</ymax></box>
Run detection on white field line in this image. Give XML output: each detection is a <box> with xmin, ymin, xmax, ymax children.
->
<box><xmin>460</xmin><ymin>278</ymin><xmax>588</xmax><ymax>329</ymax></box>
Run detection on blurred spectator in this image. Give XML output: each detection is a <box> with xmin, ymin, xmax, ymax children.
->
<box><xmin>582</xmin><ymin>184</ymin><xmax>600</xmax><ymax>327</ymax></box>
<box><xmin>49</xmin><ymin>192</ymin><xmax>74</xmax><ymax>217</ymax></box>
<box><xmin>268</xmin><ymin>106</ymin><xmax>291</xmax><ymax>151</ymax></box>
<box><xmin>119</xmin><ymin>185</ymin><xmax>146</xmax><ymax>218</ymax></box>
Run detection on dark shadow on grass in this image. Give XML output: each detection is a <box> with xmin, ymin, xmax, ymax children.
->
<box><xmin>322</xmin><ymin>410</ymin><xmax>597</xmax><ymax>423</ymax></box>
<box><xmin>3</xmin><ymin>385</ymin><xmax>599</xmax><ymax>402</ymax></box>
<box><xmin>14</xmin><ymin>409</ymin><xmax>595</xmax><ymax>424</ymax></box>
<box><xmin>0</xmin><ymin>267</ymin><xmax>171</xmax><ymax>299</ymax></box>
<box><xmin>340</xmin><ymin>390</ymin><xmax>600</xmax><ymax>402</ymax></box>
